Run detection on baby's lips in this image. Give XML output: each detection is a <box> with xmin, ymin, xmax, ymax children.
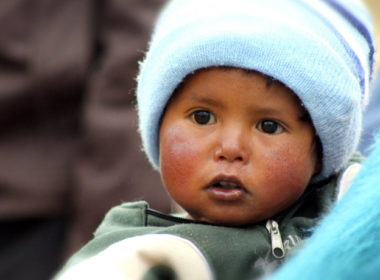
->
<box><xmin>205</xmin><ymin>174</ymin><xmax>248</xmax><ymax>193</ymax></box>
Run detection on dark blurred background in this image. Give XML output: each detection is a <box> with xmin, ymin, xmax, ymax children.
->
<box><xmin>0</xmin><ymin>1</ymin><xmax>169</xmax><ymax>279</ymax></box>
<box><xmin>0</xmin><ymin>1</ymin><xmax>378</xmax><ymax>279</ymax></box>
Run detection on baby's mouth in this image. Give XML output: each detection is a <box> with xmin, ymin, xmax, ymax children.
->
<box><xmin>205</xmin><ymin>175</ymin><xmax>248</xmax><ymax>201</ymax></box>
<box><xmin>213</xmin><ymin>181</ymin><xmax>242</xmax><ymax>189</ymax></box>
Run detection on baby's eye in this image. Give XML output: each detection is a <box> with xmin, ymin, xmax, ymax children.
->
<box><xmin>257</xmin><ymin>120</ymin><xmax>284</xmax><ymax>134</ymax></box>
<box><xmin>191</xmin><ymin>110</ymin><xmax>216</xmax><ymax>125</ymax></box>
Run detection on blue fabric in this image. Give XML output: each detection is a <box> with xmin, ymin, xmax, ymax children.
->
<box><xmin>324</xmin><ymin>0</ymin><xmax>375</xmax><ymax>76</ymax></box>
<box><xmin>269</xmin><ymin>132</ymin><xmax>380</xmax><ymax>280</ymax></box>
<box><xmin>136</xmin><ymin>0</ymin><xmax>375</xmax><ymax>181</ymax></box>
<box><xmin>359</xmin><ymin>74</ymin><xmax>380</xmax><ymax>156</ymax></box>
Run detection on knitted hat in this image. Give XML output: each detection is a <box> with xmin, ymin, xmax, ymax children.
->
<box><xmin>136</xmin><ymin>0</ymin><xmax>375</xmax><ymax>180</ymax></box>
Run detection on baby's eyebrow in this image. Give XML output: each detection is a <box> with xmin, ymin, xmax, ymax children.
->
<box><xmin>190</xmin><ymin>95</ymin><xmax>225</xmax><ymax>109</ymax></box>
<box><xmin>254</xmin><ymin>108</ymin><xmax>284</xmax><ymax>116</ymax></box>
<box><xmin>251</xmin><ymin>108</ymin><xmax>308</xmax><ymax>122</ymax></box>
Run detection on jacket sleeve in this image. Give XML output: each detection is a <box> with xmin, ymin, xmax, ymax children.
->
<box><xmin>55</xmin><ymin>234</ymin><xmax>213</xmax><ymax>280</ymax></box>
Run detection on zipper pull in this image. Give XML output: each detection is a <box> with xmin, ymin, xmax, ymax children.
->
<box><xmin>266</xmin><ymin>220</ymin><xmax>285</xmax><ymax>259</ymax></box>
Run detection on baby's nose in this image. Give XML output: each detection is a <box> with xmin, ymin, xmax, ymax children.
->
<box><xmin>213</xmin><ymin>128</ymin><xmax>249</xmax><ymax>164</ymax></box>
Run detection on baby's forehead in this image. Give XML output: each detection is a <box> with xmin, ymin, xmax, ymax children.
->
<box><xmin>175</xmin><ymin>66</ymin><xmax>302</xmax><ymax>101</ymax></box>
<box><xmin>168</xmin><ymin>66</ymin><xmax>309</xmax><ymax>118</ymax></box>
<box><xmin>179</xmin><ymin>67</ymin><xmax>290</xmax><ymax>91</ymax></box>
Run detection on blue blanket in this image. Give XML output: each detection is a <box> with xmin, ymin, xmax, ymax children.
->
<box><xmin>270</xmin><ymin>133</ymin><xmax>380</xmax><ymax>280</ymax></box>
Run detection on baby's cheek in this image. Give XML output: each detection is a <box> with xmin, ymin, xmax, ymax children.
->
<box><xmin>262</xmin><ymin>148</ymin><xmax>313</xmax><ymax>194</ymax></box>
<box><xmin>159</xmin><ymin>126</ymin><xmax>199</xmax><ymax>193</ymax></box>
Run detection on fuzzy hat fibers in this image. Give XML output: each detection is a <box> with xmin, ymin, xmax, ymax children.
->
<box><xmin>137</xmin><ymin>0</ymin><xmax>375</xmax><ymax>180</ymax></box>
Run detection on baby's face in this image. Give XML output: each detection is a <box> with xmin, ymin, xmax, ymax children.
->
<box><xmin>159</xmin><ymin>67</ymin><xmax>319</xmax><ymax>225</ymax></box>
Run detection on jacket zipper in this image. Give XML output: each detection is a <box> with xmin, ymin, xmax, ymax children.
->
<box><xmin>266</xmin><ymin>219</ymin><xmax>285</xmax><ymax>259</ymax></box>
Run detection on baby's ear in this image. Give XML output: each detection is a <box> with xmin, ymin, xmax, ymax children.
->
<box><xmin>313</xmin><ymin>136</ymin><xmax>323</xmax><ymax>176</ymax></box>
<box><xmin>315</xmin><ymin>160</ymin><xmax>322</xmax><ymax>176</ymax></box>
<box><xmin>312</xmin><ymin>156</ymin><xmax>322</xmax><ymax>176</ymax></box>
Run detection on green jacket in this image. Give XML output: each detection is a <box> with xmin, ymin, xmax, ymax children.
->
<box><xmin>58</xmin><ymin>155</ymin><xmax>362</xmax><ymax>280</ymax></box>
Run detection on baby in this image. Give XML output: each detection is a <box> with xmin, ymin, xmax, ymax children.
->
<box><xmin>159</xmin><ymin>66</ymin><xmax>320</xmax><ymax>226</ymax></box>
<box><xmin>56</xmin><ymin>0</ymin><xmax>375</xmax><ymax>279</ymax></box>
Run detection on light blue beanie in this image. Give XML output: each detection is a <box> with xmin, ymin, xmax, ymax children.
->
<box><xmin>137</xmin><ymin>0</ymin><xmax>375</xmax><ymax>180</ymax></box>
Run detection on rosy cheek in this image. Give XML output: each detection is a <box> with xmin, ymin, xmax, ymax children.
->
<box><xmin>159</xmin><ymin>125</ymin><xmax>200</xmax><ymax>197</ymax></box>
<box><xmin>260</xmin><ymin>144</ymin><xmax>314</xmax><ymax>195</ymax></box>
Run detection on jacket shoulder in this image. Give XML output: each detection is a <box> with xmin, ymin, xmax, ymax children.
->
<box><xmin>61</xmin><ymin>201</ymin><xmax>150</xmax><ymax>270</ymax></box>
<box><xmin>94</xmin><ymin>201</ymin><xmax>149</xmax><ymax>237</ymax></box>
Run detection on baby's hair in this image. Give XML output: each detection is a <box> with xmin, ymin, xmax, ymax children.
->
<box><xmin>239</xmin><ymin>67</ymin><xmax>277</xmax><ymax>88</ymax></box>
